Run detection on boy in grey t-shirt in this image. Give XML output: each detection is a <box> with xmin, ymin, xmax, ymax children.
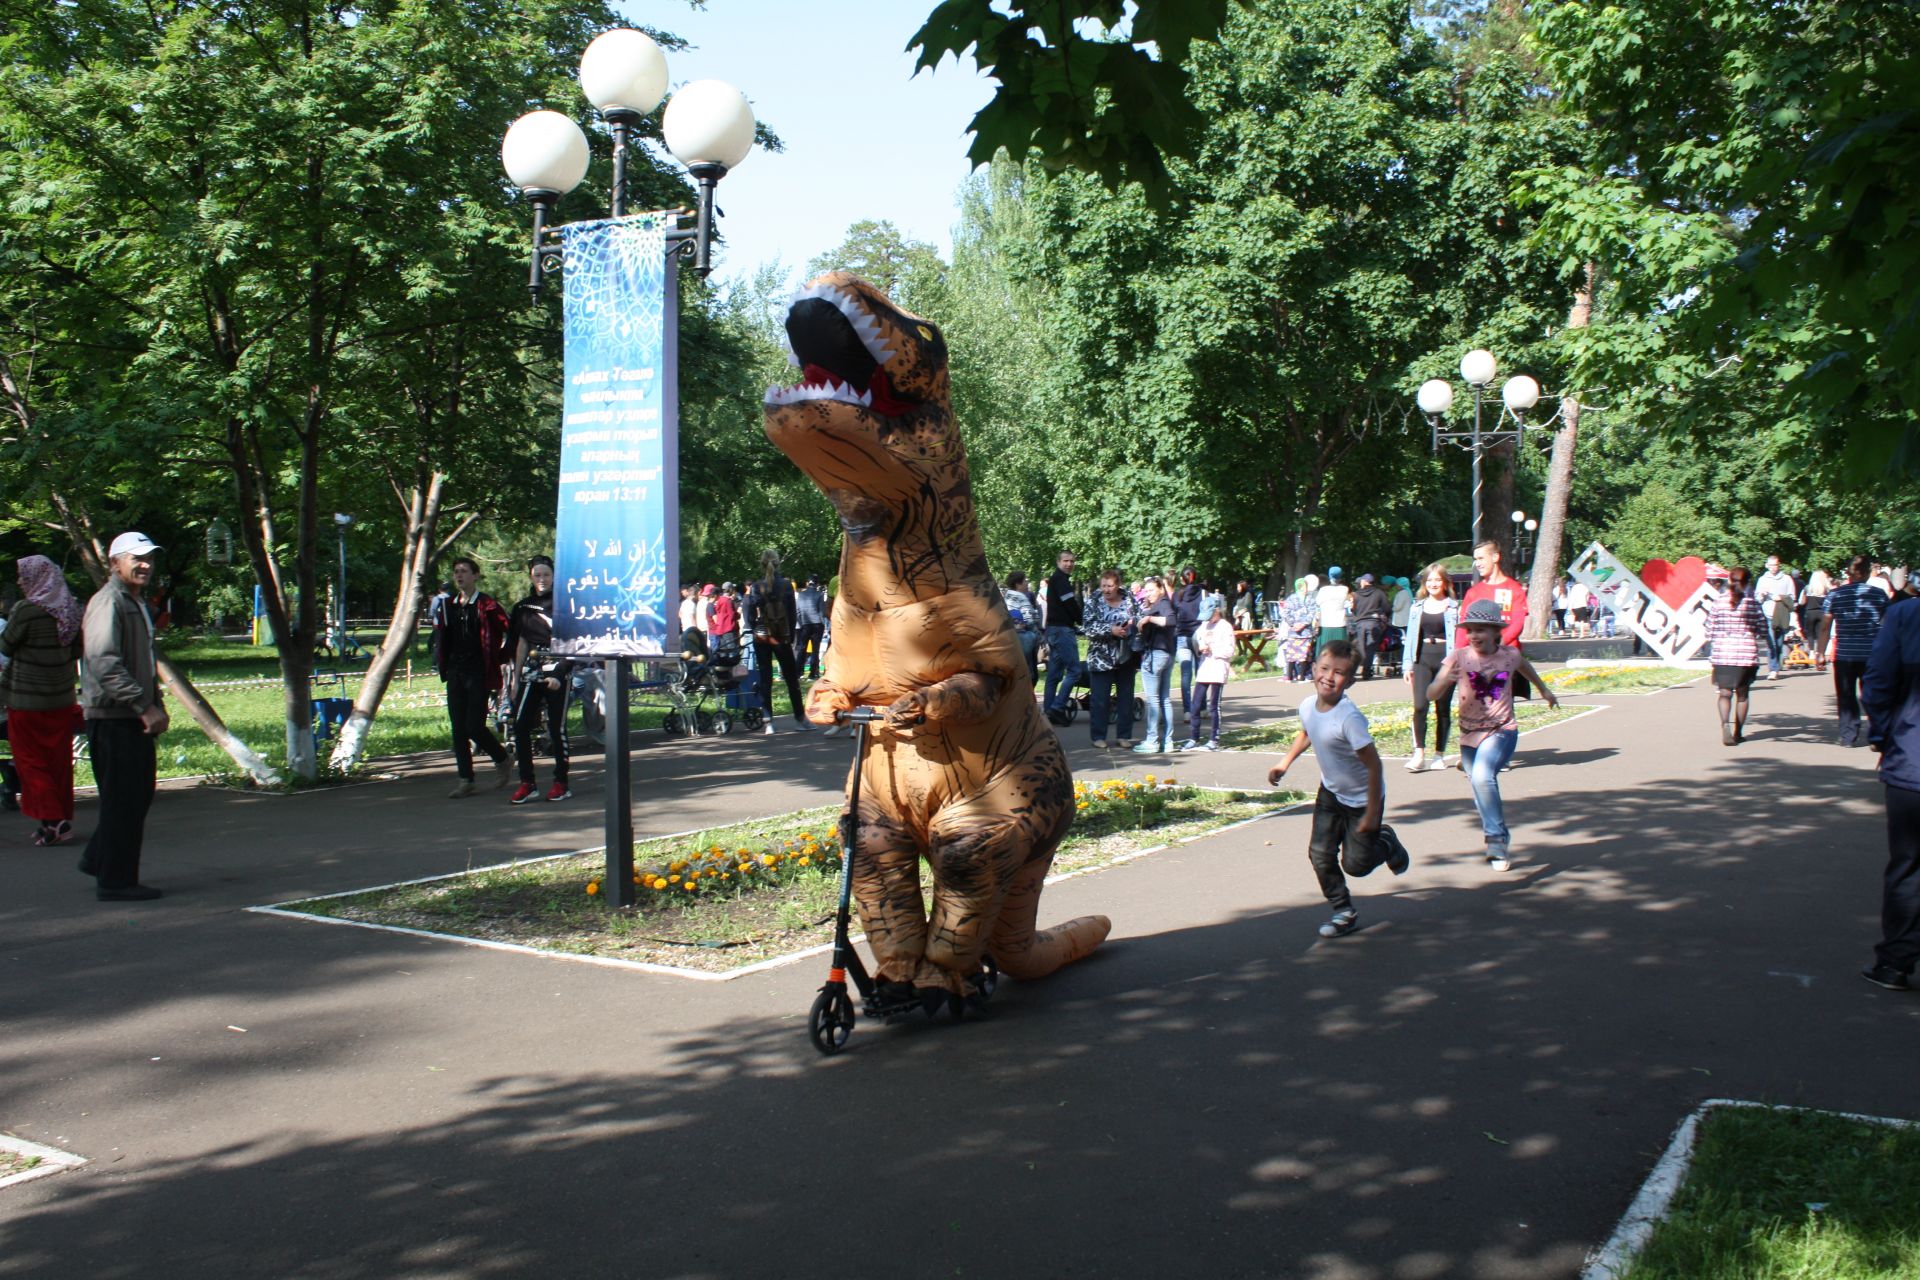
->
<box><xmin>1267</xmin><ymin>640</ymin><xmax>1411</xmax><ymax>937</ymax></box>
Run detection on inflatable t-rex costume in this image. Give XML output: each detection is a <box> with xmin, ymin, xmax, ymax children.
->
<box><xmin>764</xmin><ymin>273</ymin><xmax>1109</xmax><ymax>1001</ymax></box>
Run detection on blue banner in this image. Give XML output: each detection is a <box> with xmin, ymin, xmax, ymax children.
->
<box><xmin>552</xmin><ymin>215</ymin><xmax>679</xmax><ymax>657</ymax></box>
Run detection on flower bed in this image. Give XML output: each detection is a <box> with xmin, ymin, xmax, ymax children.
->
<box><xmin>1542</xmin><ymin>664</ymin><xmax>1698</xmax><ymax>695</ymax></box>
<box><xmin>276</xmin><ymin>778</ymin><xmax>1308</xmax><ymax>973</ymax></box>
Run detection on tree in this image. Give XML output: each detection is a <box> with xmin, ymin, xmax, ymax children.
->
<box><xmin>1525</xmin><ymin>0</ymin><xmax>1920</xmax><ymax>481</ymax></box>
<box><xmin>0</xmin><ymin>0</ymin><xmax>714</xmax><ymax>778</ymax></box>
<box><xmin>1010</xmin><ymin>0</ymin><xmax>1574</xmax><ymax>593</ymax></box>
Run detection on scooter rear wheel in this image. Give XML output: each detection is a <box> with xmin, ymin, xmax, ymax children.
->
<box><xmin>809</xmin><ymin>985</ymin><xmax>856</xmax><ymax>1055</ymax></box>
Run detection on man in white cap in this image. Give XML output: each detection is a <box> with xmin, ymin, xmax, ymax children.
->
<box><xmin>78</xmin><ymin>532</ymin><xmax>168</xmax><ymax>901</ymax></box>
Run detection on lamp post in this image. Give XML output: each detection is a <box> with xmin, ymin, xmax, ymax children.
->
<box><xmin>333</xmin><ymin>512</ymin><xmax>354</xmax><ymax>650</ymax></box>
<box><xmin>1510</xmin><ymin>509</ymin><xmax>1538</xmax><ymax>570</ymax></box>
<box><xmin>500</xmin><ymin>30</ymin><xmax>757</xmax><ymax>297</ymax></box>
<box><xmin>1419</xmin><ymin>351</ymin><xmax>1546</xmax><ymax>559</ymax></box>
<box><xmin>500</xmin><ymin>31</ymin><xmax>755</xmax><ymax>909</ymax></box>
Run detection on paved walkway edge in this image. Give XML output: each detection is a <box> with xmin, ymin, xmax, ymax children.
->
<box><xmin>1580</xmin><ymin>1099</ymin><xmax>1920</xmax><ymax>1280</ymax></box>
<box><xmin>0</xmin><ymin>1135</ymin><xmax>88</xmax><ymax>1190</ymax></box>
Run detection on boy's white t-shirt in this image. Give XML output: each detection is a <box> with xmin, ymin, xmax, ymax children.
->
<box><xmin>1299</xmin><ymin>692</ymin><xmax>1375</xmax><ymax>808</ymax></box>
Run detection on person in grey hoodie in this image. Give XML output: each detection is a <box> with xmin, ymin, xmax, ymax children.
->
<box><xmin>78</xmin><ymin>532</ymin><xmax>168</xmax><ymax>901</ymax></box>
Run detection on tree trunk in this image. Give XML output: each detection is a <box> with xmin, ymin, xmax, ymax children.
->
<box><xmin>329</xmin><ymin>471</ymin><xmax>475</xmax><ymax>770</ymax></box>
<box><xmin>1525</xmin><ymin>264</ymin><xmax>1597</xmax><ymax>640</ymax></box>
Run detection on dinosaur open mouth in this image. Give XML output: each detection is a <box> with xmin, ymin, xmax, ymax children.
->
<box><xmin>763</xmin><ymin>282</ymin><xmax>916</xmax><ymax>417</ymax></box>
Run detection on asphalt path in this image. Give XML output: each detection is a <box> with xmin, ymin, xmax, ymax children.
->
<box><xmin>2</xmin><ymin>665</ymin><xmax>1913</xmax><ymax>1279</ymax></box>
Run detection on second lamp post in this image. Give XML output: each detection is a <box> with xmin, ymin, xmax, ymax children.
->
<box><xmin>1419</xmin><ymin>349</ymin><xmax>1542</xmax><ymax>556</ymax></box>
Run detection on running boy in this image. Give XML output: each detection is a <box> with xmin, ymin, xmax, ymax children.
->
<box><xmin>1427</xmin><ymin>598</ymin><xmax>1559</xmax><ymax>872</ymax></box>
<box><xmin>1266</xmin><ymin>640</ymin><xmax>1412</xmax><ymax>937</ymax></box>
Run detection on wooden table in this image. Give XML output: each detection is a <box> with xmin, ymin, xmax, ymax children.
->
<box><xmin>1233</xmin><ymin>629</ymin><xmax>1276</xmax><ymax>671</ymax></box>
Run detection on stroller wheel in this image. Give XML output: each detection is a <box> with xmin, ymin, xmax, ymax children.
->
<box><xmin>713</xmin><ymin>713</ymin><xmax>732</xmax><ymax>736</ymax></box>
<box><xmin>662</xmin><ymin>710</ymin><xmax>684</xmax><ymax>736</ymax></box>
<box><xmin>809</xmin><ymin>985</ymin><xmax>856</xmax><ymax>1055</ymax></box>
<box><xmin>695</xmin><ymin>708</ymin><xmax>715</xmax><ymax>735</ymax></box>
<box><xmin>744</xmin><ymin>708</ymin><xmax>765</xmax><ymax>731</ymax></box>
<box><xmin>1059</xmin><ymin>701</ymin><xmax>1078</xmax><ymax>725</ymax></box>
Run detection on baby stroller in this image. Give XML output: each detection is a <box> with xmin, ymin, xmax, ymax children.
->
<box><xmin>1782</xmin><ymin>626</ymin><xmax>1820</xmax><ymax>670</ymax></box>
<box><xmin>1049</xmin><ymin>664</ymin><xmax>1147</xmax><ymax>731</ymax></box>
<box><xmin>664</xmin><ymin>633</ymin><xmax>762</xmax><ymax>736</ymax></box>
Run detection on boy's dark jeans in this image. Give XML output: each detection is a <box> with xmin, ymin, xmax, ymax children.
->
<box><xmin>1307</xmin><ymin>784</ymin><xmax>1405</xmax><ymax>913</ymax></box>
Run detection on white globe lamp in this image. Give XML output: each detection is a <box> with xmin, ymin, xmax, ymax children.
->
<box><xmin>1502</xmin><ymin>374</ymin><xmax>1542</xmax><ymax>411</ymax></box>
<box><xmin>662</xmin><ymin>80</ymin><xmax>757</xmax><ymax>171</ymax></box>
<box><xmin>579</xmin><ymin>29</ymin><xmax>668</xmax><ymax>118</ymax></box>
<box><xmin>1460</xmin><ymin>349</ymin><xmax>1497</xmax><ymax>387</ymax></box>
<box><xmin>1416</xmin><ymin>378</ymin><xmax>1454</xmax><ymax>416</ymax></box>
<box><xmin>501</xmin><ymin>111</ymin><xmax>590</xmax><ymax>194</ymax></box>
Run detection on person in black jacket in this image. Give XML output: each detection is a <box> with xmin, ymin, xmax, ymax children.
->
<box><xmin>1172</xmin><ymin>567</ymin><xmax>1206</xmax><ymax>731</ymax></box>
<box><xmin>1042</xmin><ymin>551</ymin><xmax>1084</xmax><ymax>721</ymax></box>
<box><xmin>504</xmin><ymin>556</ymin><xmax>572</xmax><ymax>804</ymax></box>
<box><xmin>1350</xmin><ymin>573</ymin><xmax>1391</xmax><ymax>680</ymax></box>
<box><xmin>746</xmin><ymin>548</ymin><xmax>811</xmax><ymax>735</ymax></box>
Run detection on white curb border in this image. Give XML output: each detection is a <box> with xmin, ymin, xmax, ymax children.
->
<box><xmin>0</xmin><ymin>1135</ymin><xmax>87</xmax><ymax>1190</ymax></box>
<box><xmin>1581</xmin><ymin>1098</ymin><xmax>1920</xmax><ymax>1280</ymax></box>
<box><xmin>245</xmin><ymin>792</ymin><xmax>1314</xmax><ymax>982</ymax></box>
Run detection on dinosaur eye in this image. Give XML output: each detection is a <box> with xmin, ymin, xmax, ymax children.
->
<box><xmin>916</xmin><ymin>325</ymin><xmax>933</xmax><ymax>341</ymax></box>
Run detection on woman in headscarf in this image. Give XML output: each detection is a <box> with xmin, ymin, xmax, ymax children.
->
<box><xmin>1</xmin><ymin>556</ymin><xmax>85</xmax><ymax>844</ymax></box>
<box><xmin>1280</xmin><ymin>576</ymin><xmax>1318</xmax><ymax>682</ymax></box>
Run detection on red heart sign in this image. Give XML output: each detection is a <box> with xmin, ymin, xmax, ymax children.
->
<box><xmin>1640</xmin><ymin>556</ymin><xmax>1709</xmax><ymax>609</ymax></box>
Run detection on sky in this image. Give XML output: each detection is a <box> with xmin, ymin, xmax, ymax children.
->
<box><xmin>611</xmin><ymin>0</ymin><xmax>997</xmax><ymax>286</ymax></box>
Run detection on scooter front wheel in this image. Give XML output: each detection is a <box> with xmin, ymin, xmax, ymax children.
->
<box><xmin>809</xmin><ymin>985</ymin><xmax>856</xmax><ymax>1055</ymax></box>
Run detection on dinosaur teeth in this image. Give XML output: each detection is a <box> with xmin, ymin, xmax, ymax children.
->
<box><xmin>785</xmin><ymin>281</ymin><xmax>897</xmax><ymax>369</ymax></box>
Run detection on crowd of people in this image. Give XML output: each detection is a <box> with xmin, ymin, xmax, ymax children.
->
<box><xmin>8</xmin><ymin>531</ymin><xmax>1917</xmax><ymax>992</ymax></box>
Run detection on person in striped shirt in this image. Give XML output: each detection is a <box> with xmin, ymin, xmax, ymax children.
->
<box><xmin>1824</xmin><ymin>556</ymin><xmax>1890</xmax><ymax>747</ymax></box>
<box><xmin>1706</xmin><ymin>566</ymin><xmax>1768</xmax><ymax>746</ymax></box>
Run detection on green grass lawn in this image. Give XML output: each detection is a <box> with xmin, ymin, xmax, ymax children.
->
<box><xmin>1624</xmin><ymin>1106</ymin><xmax>1920</xmax><ymax>1279</ymax></box>
<box><xmin>1221</xmin><ymin>698</ymin><xmax>1585</xmax><ymax>758</ymax></box>
<box><xmin>280</xmin><ymin>780</ymin><xmax>1308</xmax><ymax>972</ymax></box>
<box><xmin>95</xmin><ymin>633</ymin><xmax>802</xmax><ymax>784</ymax></box>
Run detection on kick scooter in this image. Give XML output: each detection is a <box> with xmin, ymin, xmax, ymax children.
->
<box><xmin>808</xmin><ymin>706</ymin><xmax>997</xmax><ymax>1055</ymax></box>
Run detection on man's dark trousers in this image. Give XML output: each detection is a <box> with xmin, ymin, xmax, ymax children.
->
<box><xmin>1836</xmin><ymin>659</ymin><xmax>1870</xmax><ymax>745</ymax></box>
<box><xmin>1353</xmin><ymin>617</ymin><xmax>1383</xmax><ymax>679</ymax></box>
<box><xmin>513</xmin><ymin>682</ymin><xmax>569</xmax><ymax>785</ymax></box>
<box><xmin>1878</xmin><ymin>784</ymin><xmax>1920</xmax><ymax>975</ymax></box>
<box><xmin>82</xmin><ymin>718</ymin><xmax>156</xmax><ymax>889</ymax></box>
<box><xmin>795</xmin><ymin>623</ymin><xmax>826</xmax><ymax>679</ymax></box>
<box><xmin>754</xmin><ymin>639</ymin><xmax>807</xmax><ymax>723</ymax></box>
<box><xmin>447</xmin><ymin>666</ymin><xmax>505</xmax><ymax>779</ymax></box>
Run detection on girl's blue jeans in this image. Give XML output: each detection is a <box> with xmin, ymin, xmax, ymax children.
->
<box><xmin>1460</xmin><ymin>729</ymin><xmax>1518</xmax><ymax>844</ymax></box>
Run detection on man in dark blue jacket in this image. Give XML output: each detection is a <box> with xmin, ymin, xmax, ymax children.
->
<box><xmin>1862</xmin><ymin>594</ymin><xmax>1920</xmax><ymax>991</ymax></box>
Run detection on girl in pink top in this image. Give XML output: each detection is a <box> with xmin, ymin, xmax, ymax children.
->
<box><xmin>1428</xmin><ymin>598</ymin><xmax>1559</xmax><ymax>872</ymax></box>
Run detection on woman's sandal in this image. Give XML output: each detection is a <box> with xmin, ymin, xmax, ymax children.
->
<box><xmin>32</xmin><ymin>821</ymin><xmax>72</xmax><ymax>846</ymax></box>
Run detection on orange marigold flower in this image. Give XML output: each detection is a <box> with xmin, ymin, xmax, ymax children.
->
<box><xmin>585</xmin><ymin>881</ymin><xmax>600</xmax><ymax>896</ymax></box>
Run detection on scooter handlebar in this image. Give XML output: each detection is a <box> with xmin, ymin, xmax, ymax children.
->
<box><xmin>836</xmin><ymin>707</ymin><xmax>888</xmax><ymax>724</ymax></box>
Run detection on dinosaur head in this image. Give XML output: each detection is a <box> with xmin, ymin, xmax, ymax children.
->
<box><xmin>764</xmin><ymin>273</ymin><xmax>987</xmax><ymax>602</ymax></box>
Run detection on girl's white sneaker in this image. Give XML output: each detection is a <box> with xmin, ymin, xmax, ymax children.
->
<box><xmin>1404</xmin><ymin>752</ymin><xmax>1425</xmax><ymax>772</ymax></box>
<box><xmin>1427</xmin><ymin>755</ymin><xmax>1451</xmax><ymax>771</ymax></box>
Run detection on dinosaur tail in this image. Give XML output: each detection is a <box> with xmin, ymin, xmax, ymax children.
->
<box><xmin>989</xmin><ymin>860</ymin><xmax>1111</xmax><ymax>980</ymax></box>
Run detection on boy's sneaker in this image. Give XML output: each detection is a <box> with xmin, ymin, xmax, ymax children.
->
<box><xmin>509</xmin><ymin>782</ymin><xmax>536</xmax><ymax>805</ymax></box>
<box><xmin>545</xmin><ymin>782</ymin><xmax>571</xmax><ymax>802</ymax></box>
<box><xmin>493</xmin><ymin>757</ymin><xmax>513</xmax><ymax>788</ymax></box>
<box><xmin>1318</xmin><ymin>909</ymin><xmax>1359</xmax><ymax>939</ymax></box>
<box><xmin>448</xmin><ymin>778</ymin><xmax>476</xmax><ymax>799</ymax></box>
<box><xmin>1485</xmin><ymin>841</ymin><xmax>1511</xmax><ymax>872</ymax></box>
<box><xmin>1861</xmin><ymin>964</ymin><xmax>1910</xmax><ymax>992</ymax></box>
<box><xmin>1386</xmin><ymin>833</ymin><xmax>1411</xmax><ymax>876</ymax></box>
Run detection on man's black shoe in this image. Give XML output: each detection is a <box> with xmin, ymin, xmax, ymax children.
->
<box><xmin>97</xmin><ymin>884</ymin><xmax>162</xmax><ymax>902</ymax></box>
<box><xmin>1861</xmin><ymin>964</ymin><xmax>1910</xmax><ymax>992</ymax></box>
